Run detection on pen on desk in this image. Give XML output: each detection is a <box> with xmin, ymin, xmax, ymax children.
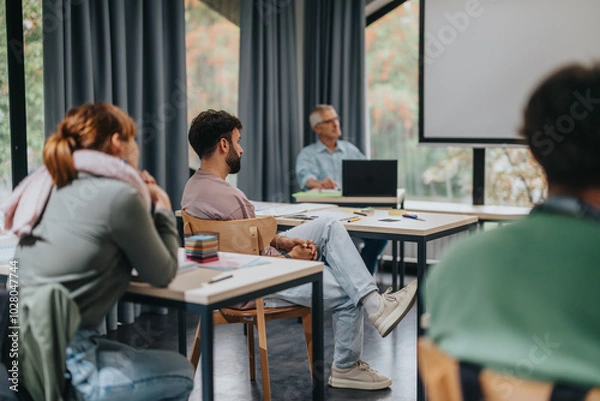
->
<box><xmin>354</xmin><ymin>211</ymin><xmax>368</xmax><ymax>216</ymax></box>
<box><xmin>209</xmin><ymin>273</ymin><xmax>233</xmax><ymax>284</ymax></box>
<box><xmin>402</xmin><ymin>213</ymin><xmax>425</xmax><ymax>221</ymax></box>
<box><xmin>341</xmin><ymin>216</ymin><xmax>361</xmax><ymax>223</ymax></box>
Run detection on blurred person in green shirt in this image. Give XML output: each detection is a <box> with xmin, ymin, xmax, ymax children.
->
<box><xmin>426</xmin><ymin>63</ymin><xmax>600</xmax><ymax>389</ymax></box>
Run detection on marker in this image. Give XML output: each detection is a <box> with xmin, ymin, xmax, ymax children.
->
<box><xmin>402</xmin><ymin>213</ymin><xmax>425</xmax><ymax>221</ymax></box>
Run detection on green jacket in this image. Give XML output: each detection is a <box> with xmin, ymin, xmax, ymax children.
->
<box><xmin>21</xmin><ymin>285</ymin><xmax>80</xmax><ymax>401</ymax></box>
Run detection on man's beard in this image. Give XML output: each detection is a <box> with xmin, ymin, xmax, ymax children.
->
<box><xmin>226</xmin><ymin>148</ymin><xmax>241</xmax><ymax>174</ymax></box>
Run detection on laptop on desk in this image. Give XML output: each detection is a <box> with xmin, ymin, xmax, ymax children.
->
<box><xmin>342</xmin><ymin>160</ymin><xmax>397</xmax><ymax>197</ymax></box>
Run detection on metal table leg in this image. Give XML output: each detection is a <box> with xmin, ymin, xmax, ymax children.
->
<box><xmin>201</xmin><ymin>306</ymin><xmax>215</xmax><ymax>401</ymax></box>
<box><xmin>312</xmin><ymin>276</ymin><xmax>325</xmax><ymax>401</ymax></box>
<box><xmin>178</xmin><ymin>309</ymin><xmax>187</xmax><ymax>355</ymax></box>
<box><xmin>417</xmin><ymin>240</ymin><xmax>427</xmax><ymax>401</ymax></box>
<box><xmin>392</xmin><ymin>241</ymin><xmax>398</xmax><ymax>291</ymax></box>
<box><xmin>399</xmin><ymin>240</ymin><xmax>405</xmax><ymax>289</ymax></box>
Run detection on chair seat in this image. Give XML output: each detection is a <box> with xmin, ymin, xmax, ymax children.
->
<box><xmin>219</xmin><ymin>305</ymin><xmax>310</xmax><ymax>319</ymax></box>
<box><xmin>418</xmin><ymin>337</ymin><xmax>600</xmax><ymax>401</ymax></box>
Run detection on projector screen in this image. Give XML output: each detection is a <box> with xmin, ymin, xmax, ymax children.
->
<box><xmin>420</xmin><ymin>0</ymin><xmax>600</xmax><ymax>145</ymax></box>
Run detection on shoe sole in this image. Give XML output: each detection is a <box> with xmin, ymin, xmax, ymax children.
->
<box><xmin>377</xmin><ymin>283</ymin><xmax>417</xmax><ymax>338</ymax></box>
<box><xmin>328</xmin><ymin>376</ymin><xmax>392</xmax><ymax>390</ymax></box>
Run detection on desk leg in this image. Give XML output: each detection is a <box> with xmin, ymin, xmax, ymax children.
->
<box><xmin>312</xmin><ymin>275</ymin><xmax>324</xmax><ymax>401</ymax></box>
<box><xmin>392</xmin><ymin>241</ymin><xmax>398</xmax><ymax>291</ymax></box>
<box><xmin>200</xmin><ymin>306</ymin><xmax>215</xmax><ymax>401</ymax></box>
<box><xmin>178</xmin><ymin>309</ymin><xmax>187</xmax><ymax>355</ymax></box>
<box><xmin>399</xmin><ymin>241</ymin><xmax>405</xmax><ymax>289</ymax></box>
<box><xmin>417</xmin><ymin>240</ymin><xmax>427</xmax><ymax>401</ymax></box>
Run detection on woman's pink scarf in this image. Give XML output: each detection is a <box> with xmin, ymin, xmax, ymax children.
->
<box><xmin>1</xmin><ymin>150</ymin><xmax>151</xmax><ymax>238</ymax></box>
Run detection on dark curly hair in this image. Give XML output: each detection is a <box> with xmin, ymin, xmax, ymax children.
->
<box><xmin>188</xmin><ymin>109</ymin><xmax>242</xmax><ymax>159</ymax></box>
<box><xmin>520</xmin><ymin>63</ymin><xmax>600</xmax><ymax>189</ymax></box>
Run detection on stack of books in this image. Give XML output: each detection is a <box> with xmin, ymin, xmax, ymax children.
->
<box><xmin>184</xmin><ymin>233</ymin><xmax>219</xmax><ymax>263</ymax></box>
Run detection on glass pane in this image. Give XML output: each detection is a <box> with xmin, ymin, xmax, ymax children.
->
<box><xmin>23</xmin><ymin>0</ymin><xmax>45</xmax><ymax>173</ymax></box>
<box><xmin>0</xmin><ymin>0</ymin><xmax>12</xmax><ymax>208</ymax></box>
<box><xmin>366</xmin><ymin>0</ymin><xmax>473</xmax><ymax>203</ymax></box>
<box><xmin>485</xmin><ymin>148</ymin><xmax>546</xmax><ymax>207</ymax></box>
<box><xmin>185</xmin><ymin>0</ymin><xmax>240</xmax><ymax>184</ymax></box>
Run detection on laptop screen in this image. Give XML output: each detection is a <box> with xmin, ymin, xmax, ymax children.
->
<box><xmin>342</xmin><ymin>160</ymin><xmax>397</xmax><ymax>197</ymax></box>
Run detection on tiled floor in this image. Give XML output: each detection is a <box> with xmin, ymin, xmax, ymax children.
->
<box><xmin>108</xmin><ymin>275</ymin><xmax>417</xmax><ymax>401</ymax></box>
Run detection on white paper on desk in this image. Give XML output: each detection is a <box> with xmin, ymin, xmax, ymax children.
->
<box><xmin>255</xmin><ymin>203</ymin><xmax>335</xmax><ymax>217</ymax></box>
<box><xmin>199</xmin><ymin>253</ymin><xmax>270</xmax><ymax>270</ymax></box>
<box><xmin>250</xmin><ymin>201</ymin><xmax>277</xmax><ymax>212</ymax></box>
<box><xmin>307</xmin><ymin>209</ymin><xmax>356</xmax><ymax>221</ymax></box>
<box><xmin>178</xmin><ymin>259</ymin><xmax>200</xmax><ymax>274</ymax></box>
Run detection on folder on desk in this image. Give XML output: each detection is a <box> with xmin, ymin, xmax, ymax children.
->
<box><xmin>292</xmin><ymin>191</ymin><xmax>343</xmax><ymax>198</ymax></box>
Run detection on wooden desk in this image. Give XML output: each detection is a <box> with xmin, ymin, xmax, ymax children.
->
<box><xmin>404</xmin><ymin>200</ymin><xmax>530</xmax><ymax>222</ymax></box>
<box><xmin>277</xmin><ymin>208</ymin><xmax>477</xmax><ymax>290</ymax></box>
<box><xmin>277</xmin><ymin>210</ymin><xmax>477</xmax><ymax>401</ymax></box>
<box><xmin>3</xmin><ymin>253</ymin><xmax>326</xmax><ymax>401</ymax></box>
<box><xmin>276</xmin><ymin>208</ymin><xmax>478</xmax><ymax>328</ymax></box>
<box><xmin>293</xmin><ymin>188</ymin><xmax>406</xmax><ymax>208</ymax></box>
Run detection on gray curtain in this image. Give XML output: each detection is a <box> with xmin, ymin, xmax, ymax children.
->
<box><xmin>42</xmin><ymin>0</ymin><xmax>188</xmax><ymax>207</ymax></box>
<box><xmin>238</xmin><ymin>0</ymin><xmax>302</xmax><ymax>202</ymax></box>
<box><xmin>303</xmin><ymin>0</ymin><xmax>367</xmax><ymax>152</ymax></box>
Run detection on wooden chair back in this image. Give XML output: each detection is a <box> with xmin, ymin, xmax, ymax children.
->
<box><xmin>181</xmin><ymin>210</ymin><xmax>277</xmax><ymax>255</ymax></box>
<box><xmin>418</xmin><ymin>337</ymin><xmax>600</xmax><ymax>401</ymax></box>
<box><xmin>180</xmin><ymin>209</ymin><xmax>311</xmax><ymax>401</ymax></box>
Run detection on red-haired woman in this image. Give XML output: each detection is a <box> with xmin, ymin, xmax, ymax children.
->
<box><xmin>2</xmin><ymin>103</ymin><xmax>193</xmax><ymax>400</ymax></box>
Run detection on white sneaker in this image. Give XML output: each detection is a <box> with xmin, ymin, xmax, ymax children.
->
<box><xmin>368</xmin><ymin>280</ymin><xmax>417</xmax><ymax>337</ymax></box>
<box><xmin>328</xmin><ymin>360</ymin><xmax>392</xmax><ymax>390</ymax></box>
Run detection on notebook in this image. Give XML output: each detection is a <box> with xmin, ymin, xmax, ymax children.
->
<box><xmin>342</xmin><ymin>160</ymin><xmax>397</xmax><ymax>197</ymax></box>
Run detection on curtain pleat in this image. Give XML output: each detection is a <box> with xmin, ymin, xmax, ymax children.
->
<box><xmin>303</xmin><ymin>0</ymin><xmax>367</xmax><ymax>153</ymax></box>
<box><xmin>42</xmin><ymin>0</ymin><xmax>188</xmax><ymax>206</ymax></box>
<box><xmin>238</xmin><ymin>0</ymin><xmax>302</xmax><ymax>201</ymax></box>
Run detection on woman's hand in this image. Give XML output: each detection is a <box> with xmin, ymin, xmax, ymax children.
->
<box><xmin>140</xmin><ymin>170</ymin><xmax>172</xmax><ymax>211</ymax></box>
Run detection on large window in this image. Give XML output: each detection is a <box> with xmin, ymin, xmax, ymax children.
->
<box><xmin>0</xmin><ymin>1</ymin><xmax>11</xmax><ymax>206</ymax></box>
<box><xmin>185</xmin><ymin>0</ymin><xmax>239</xmax><ymax>177</ymax></box>
<box><xmin>366</xmin><ymin>0</ymin><xmax>545</xmax><ymax>206</ymax></box>
<box><xmin>366</xmin><ymin>0</ymin><xmax>473</xmax><ymax>203</ymax></box>
<box><xmin>23</xmin><ymin>0</ymin><xmax>45</xmax><ymax>174</ymax></box>
<box><xmin>0</xmin><ymin>0</ymin><xmax>45</xmax><ymax>210</ymax></box>
<box><xmin>485</xmin><ymin>148</ymin><xmax>546</xmax><ymax>206</ymax></box>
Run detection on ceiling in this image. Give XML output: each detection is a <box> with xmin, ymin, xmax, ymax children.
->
<box><xmin>200</xmin><ymin>0</ymin><xmax>405</xmax><ymax>27</ymax></box>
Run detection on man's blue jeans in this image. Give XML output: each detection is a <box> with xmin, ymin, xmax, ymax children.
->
<box><xmin>360</xmin><ymin>239</ymin><xmax>388</xmax><ymax>274</ymax></box>
<box><xmin>66</xmin><ymin>329</ymin><xmax>194</xmax><ymax>401</ymax></box>
<box><xmin>264</xmin><ymin>217</ymin><xmax>379</xmax><ymax>369</ymax></box>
